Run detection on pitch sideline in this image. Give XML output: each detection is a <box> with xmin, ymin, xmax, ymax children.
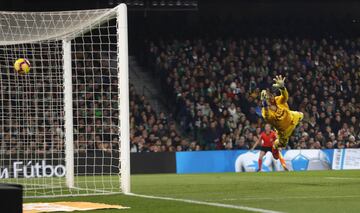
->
<box><xmin>127</xmin><ymin>193</ymin><xmax>284</xmax><ymax>213</ymax></box>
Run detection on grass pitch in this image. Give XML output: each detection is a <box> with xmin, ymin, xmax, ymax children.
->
<box><xmin>26</xmin><ymin>170</ymin><xmax>360</xmax><ymax>213</ymax></box>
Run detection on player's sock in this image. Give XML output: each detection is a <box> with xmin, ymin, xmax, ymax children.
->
<box><xmin>258</xmin><ymin>159</ymin><xmax>262</xmax><ymax>171</ymax></box>
<box><xmin>279</xmin><ymin>152</ymin><xmax>288</xmax><ymax>171</ymax></box>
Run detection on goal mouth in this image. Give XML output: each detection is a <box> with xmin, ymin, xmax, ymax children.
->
<box><xmin>0</xmin><ymin>4</ymin><xmax>130</xmax><ymax>198</ymax></box>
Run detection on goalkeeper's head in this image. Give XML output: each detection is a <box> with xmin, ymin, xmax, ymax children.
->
<box><xmin>267</xmin><ymin>90</ymin><xmax>276</xmax><ymax>104</ymax></box>
<box><xmin>260</xmin><ymin>89</ymin><xmax>275</xmax><ymax>106</ymax></box>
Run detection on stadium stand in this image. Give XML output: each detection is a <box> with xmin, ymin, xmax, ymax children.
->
<box><xmin>72</xmin><ymin>49</ymin><xmax>189</xmax><ymax>153</ymax></box>
<box><xmin>144</xmin><ymin>36</ymin><xmax>360</xmax><ymax>150</ymax></box>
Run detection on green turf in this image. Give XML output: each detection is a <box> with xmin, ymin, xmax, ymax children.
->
<box><xmin>25</xmin><ymin>170</ymin><xmax>360</xmax><ymax>213</ymax></box>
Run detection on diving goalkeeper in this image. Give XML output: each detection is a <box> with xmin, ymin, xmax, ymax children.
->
<box><xmin>261</xmin><ymin>75</ymin><xmax>303</xmax><ymax>160</ymax></box>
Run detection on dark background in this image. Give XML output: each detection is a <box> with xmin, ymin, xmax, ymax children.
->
<box><xmin>1</xmin><ymin>0</ymin><xmax>360</xmax><ymax>56</ymax></box>
<box><xmin>2</xmin><ymin>0</ymin><xmax>360</xmax><ymax>51</ymax></box>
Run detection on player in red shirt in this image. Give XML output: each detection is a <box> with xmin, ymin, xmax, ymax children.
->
<box><xmin>251</xmin><ymin>124</ymin><xmax>288</xmax><ymax>171</ymax></box>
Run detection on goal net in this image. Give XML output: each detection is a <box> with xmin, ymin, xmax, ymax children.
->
<box><xmin>0</xmin><ymin>4</ymin><xmax>130</xmax><ymax>198</ymax></box>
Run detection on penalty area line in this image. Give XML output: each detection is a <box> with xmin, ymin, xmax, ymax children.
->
<box><xmin>127</xmin><ymin>193</ymin><xmax>284</xmax><ymax>213</ymax></box>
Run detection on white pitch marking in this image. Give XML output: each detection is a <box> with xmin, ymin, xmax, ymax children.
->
<box><xmin>325</xmin><ymin>177</ymin><xmax>359</xmax><ymax>180</ymax></box>
<box><xmin>207</xmin><ymin>195</ymin><xmax>360</xmax><ymax>201</ymax></box>
<box><xmin>127</xmin><ymin>193</ymin><xmax>284</xmax><ymax>213</ymax></box>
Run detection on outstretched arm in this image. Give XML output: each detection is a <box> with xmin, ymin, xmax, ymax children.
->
<box><xmin>279</xmin><ymin>87</ymin><xmax>288</xmax><ymax>103</ymax></box>
<box><xmin>273</xmin><ymin>75</ymin><xmax>288</xmax><ymax>103</ymax></box>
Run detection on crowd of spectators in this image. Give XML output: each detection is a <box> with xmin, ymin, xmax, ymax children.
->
<box><xmin>145</xmin><ymin>36</ymin><xmax>360</xmax><ymax>151</ymax></box>
<box><xmin>128</xmin><ymin>85</ymin><xmax>199</xmax><ymax>152</ymax></box>
<box><xmin>73</xmin><ymin>79</ymin><xmax>193</xmax><ymax>154</ymax></box>
<box><xmin>3</xmin><ymin>22</ymin><xmax>360</xmax><ymax>154</ymax></box>
<box><xmin>72</xmin><ymin>48</ymin><xmax>191</xmax><ymax>153</ymax></box>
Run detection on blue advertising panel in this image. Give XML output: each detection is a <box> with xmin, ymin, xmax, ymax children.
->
<box><xmin>176</xmin><ymin>149</ymin><xmax>334</xmax><ymax>174</ymax></box>
<box><xmin>176</xmin><ymin>150</ymin><xmax>246</xmax><ymax>174</ymax></box>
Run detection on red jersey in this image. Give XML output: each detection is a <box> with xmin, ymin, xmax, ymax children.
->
<box><xmin>260</xmin><ymin>131</ymin><xmax>276</xmax><ymax>147</ymax></box>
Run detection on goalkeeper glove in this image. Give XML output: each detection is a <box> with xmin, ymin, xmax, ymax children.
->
<box><xmin>260</xmin><ymin>90</ymin><xmax>268</xmax><ymax>107</ymax></box>
<box><xmin>272</xmin><ymin>75</ymin><xmax>286</xmax><ymax>89</ymax></box>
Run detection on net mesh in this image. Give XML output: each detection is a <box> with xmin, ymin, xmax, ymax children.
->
<box><xmin>0</xmin><ymin>7</ymin><xmax>122</xmax><ymax>197</ymax></box>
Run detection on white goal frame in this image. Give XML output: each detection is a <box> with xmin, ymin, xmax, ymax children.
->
<box><xmin>62</xmin><ymin>4</ymin><xmax>131</xmax><ymax>195</ymax></box>
<box><xmin>117</xmin><ymin>4</ymin><xmax>131</xmax><ymax>194</ymax></box>
<box><xmin>0</xmin><ymin>3</ymin><xmax>130</xmax><ymax>197</ymax></box>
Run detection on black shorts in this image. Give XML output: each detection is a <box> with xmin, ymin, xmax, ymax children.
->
<box><xmin>260</xmin><ymin>146</ymin><xmax>272</xmax><ymax>153</ymax></box>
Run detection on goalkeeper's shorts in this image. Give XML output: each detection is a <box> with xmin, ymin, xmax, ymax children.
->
<box><xmin>275</xmin><ymin>111</ymin><xmax>303</xmax><ymax>148</ymax></box>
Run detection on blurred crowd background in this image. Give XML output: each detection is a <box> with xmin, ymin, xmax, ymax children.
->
<box><xmin>2</xmin><ymin>1</ymin><xmax>360</xmax><ymax>154</ymax></box>
<box><xmin>134</xmin><ymin>15</ymin><xmax>360</xmax><ymax>152</ymax></box>
<box><xmin>140</xmin><ymin>36</ymin><xmax>360</xmax><ymax>151</ymax></box>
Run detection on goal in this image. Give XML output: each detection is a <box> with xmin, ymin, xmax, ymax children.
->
<box><xmin>0</xmin><ymin>4</ymin><xmax>130</xmax><ymax>197</ymax></box>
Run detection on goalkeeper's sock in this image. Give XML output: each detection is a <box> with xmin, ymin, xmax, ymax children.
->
<box><xmin>279</xmin><ymin>152</ymin><xmax>288</xmax><ymax>171</ymax></box>
<box><xmin>258</xmin><ymin>159</ymin><xmax>262</xmax><ymax>171</ymax></box>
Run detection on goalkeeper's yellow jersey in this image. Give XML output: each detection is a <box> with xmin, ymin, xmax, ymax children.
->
<box><xmin>261</xmin><ymin>88</ymin><xmax>293</xmax><ymax>132</ymax></box>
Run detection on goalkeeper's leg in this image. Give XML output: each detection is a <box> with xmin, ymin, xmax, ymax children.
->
<box><xmin>272</xmin><ymin>112</ymin><xmax>303</xmax><ymax>171</ymax></box>
<box><xmin>272</xmin><ymin>139</ymin><xmax>280</xmax><ymax>159</ymax></box>
<box><xmin>272</xmin><ymin>137</ymin><xmax>287</xmax><ymax>158</ymax></box>
<box><xmin>272</xmin><ymin>130</ymin><xmax>282</xmax><ymax>159</ymax></box>
<box><xmin>278</xmin><ymin>150</ymin><xmax>288</xmax><ymax>171</ymax></box>
<box><xmin>291</xmin><ymin>111</ymin><xmax>304</xmax><ymax>125</ymax></box>
<box><xmin>272</xmin><ymin>139</ymin><xmax>289</xmax><ymax>171</ymax></box>
<box><xmin>273</xmin><ymin>111</ymin><xmax>303</xmax><ymax>149</ymax></box>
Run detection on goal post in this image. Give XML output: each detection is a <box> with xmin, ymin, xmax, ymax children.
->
<box><xmin>117</xmin><ymin>4</ymin><xmax>131</xmax><ymax>195</ymax></box>
<box><xmin>63</xmin><ymin>38</ymin><xmax>75</xmax><ymax>189</ymax></box>
<box><xmin>0</xmin><ymin>4</ymin><xmax>130</xmax><ymax>197</ymax></box>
